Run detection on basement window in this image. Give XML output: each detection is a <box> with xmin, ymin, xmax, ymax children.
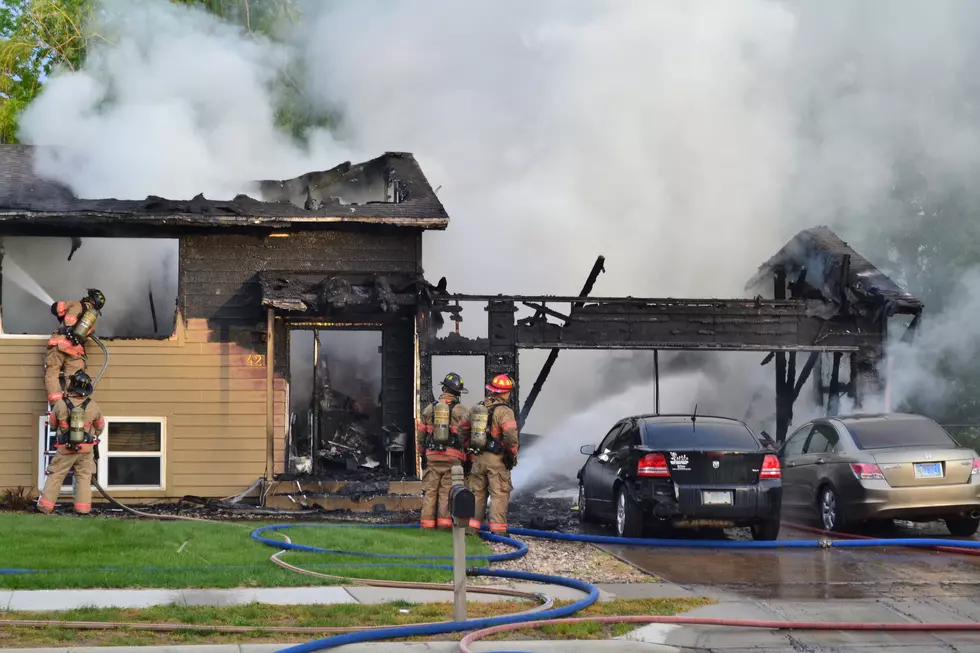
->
<box><xmin>37</xmin><ymin>416</ymin><xmax>166</xmax><ymax>493</ymax></box>
<box><xmin>0</xmin><ymin>236</ymin><xmax>178</xmax><ymax>338</ymax></box>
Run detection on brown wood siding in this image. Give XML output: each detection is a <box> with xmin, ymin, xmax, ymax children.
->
<box><xmin>0</xmin><ymin>317</ymin><xmax>287</xmax><ymax>499</ymax></box>
<box><xmin>180</xmin><ymin>231</ymin><xmax>422</xmax><ymax>322</ymax></box>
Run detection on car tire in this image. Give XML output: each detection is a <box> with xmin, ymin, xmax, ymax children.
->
<box><xmin>615</xmin><ymin>486</ymin><xmax>642</xmax><ymax>538</ymax></box>
<box><xmin>818</xmin><ymin>486</ymin><xmax>846</xmax><ymax>532</ymax></box>
<box><xmin>578</xmin><ymin>483</ymin><xmax>597</xmax><ymax>524</ymax></box>
<box><xmin>946</xmin><ymin>516</ymin><xmax>980</xmax><ymax>537</ymax></box>
<box><xmin>751</xmin><ymin>518</ymin><xmax>780</xmax><ymax>541</ymax></box>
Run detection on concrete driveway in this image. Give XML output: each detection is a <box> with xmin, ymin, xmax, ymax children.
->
<box><xmin>598</xmin><ymin>521</ymin><xmax>980</xmax><ymax>652</ymax></box>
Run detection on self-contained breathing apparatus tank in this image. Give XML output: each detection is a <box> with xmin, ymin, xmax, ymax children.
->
<box><xmin>468</xmin><ymin>403</ymin><xmax>489</xmax><ymax>452</ymax></box>
<box><xmin>432</xmin><ymin>401</ymin><xmax>452</xmax><ymax>447</ymax></box>
<box><xmin>66</xmin><ymin>398</ymin><xmax>88</xmax><ymax>447</ymax></box>
<box><xmin>71</xmin><ymin>306</ymin><xmax>99</xmax><ymax>343</ymax></box>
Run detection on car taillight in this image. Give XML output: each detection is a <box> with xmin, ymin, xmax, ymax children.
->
<box><xmin>972</xmin><ymin>458</ymin><xmax>980</xmax><ymax>476</ymax></box>
<box><xmin>851</xmin><ymin>463</ymin><xmax>885</xmax><ymax>480</ymax></box>
<box><xmin>638</xmin><ymin>453</ymin><xmax>670</xmax><ymax>477</ymax></box>
<box><xmin>759</xmin><ymin>454</ymin><xmax>780</xmax><ymax>479</ymax></box>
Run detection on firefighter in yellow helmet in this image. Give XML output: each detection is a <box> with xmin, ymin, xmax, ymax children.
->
<box><xmin>416</xmin><ymin>373</ymin><xmax>472</xmax><ymax>529</ymax></box>
<box><xmin>466</xmin><ymin>373</ymin><xmax>519</xmax><ymax>534</ymax></box>
<box><xmin>44</xmin><ymin>289</ymin><xmax>105</xmax><ymax>405</ymax></box>
<box><xmin>37</xmin><ymin>370</ymin><xmax>105</xmax><ymax>515</ymax></box>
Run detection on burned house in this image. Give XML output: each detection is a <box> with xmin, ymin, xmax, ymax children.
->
<box><xmin>0</xmin><ymin>144</ymin><xmax>448</xmax><ymax>506</ymax></box>
<box><xmin>0</xmin><ymin>141</ymin><xmax>924</xmax><ymax>509</ymax></box>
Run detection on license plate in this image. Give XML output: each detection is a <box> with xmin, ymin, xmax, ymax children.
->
<box><xmin>702</xmin><ymin>491</ymin><xmax>733</xmax><ymax>505</ymax></box>
<box><xmin>914</xmin><ymin>462</ymin><xmax>943</xmax><ymax>479</ymax></box>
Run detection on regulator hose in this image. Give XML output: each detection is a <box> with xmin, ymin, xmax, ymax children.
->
<box><xmin>89</xmin><ymin>335</ymin><xmax>109</xmax><ymax>387</ymax></box>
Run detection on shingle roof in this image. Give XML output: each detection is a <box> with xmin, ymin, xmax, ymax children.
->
<box><xmin>747</xmin><ymin>226</ymin><xmax>923</xmax><ymax>319</ymax></box>
<box><xmin>0</xmin><ymin>145</ymin><xmax>449</xmax><ymax>232</ymax></box>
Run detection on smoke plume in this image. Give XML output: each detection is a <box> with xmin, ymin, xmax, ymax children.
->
<box><xmin>14</xmin><ymin>0</ymin><xmax>980</xmax><ymax>490</ymax></box>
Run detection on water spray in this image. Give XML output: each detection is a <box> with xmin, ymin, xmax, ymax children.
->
<box><xmin>2</xmin><ymin>256</ymin><xmax>55</xmax><ymax>306</ymax></box>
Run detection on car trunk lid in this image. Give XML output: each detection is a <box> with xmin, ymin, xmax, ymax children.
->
<box><xmin>640</xmin><ymin>448</ymin><xmax>766</xmax><ymax>485</ymax></box>
<box><xmin>870</xmin><ymin>447</ymin><xmax>975</xmax><ymax>487</ymax></box>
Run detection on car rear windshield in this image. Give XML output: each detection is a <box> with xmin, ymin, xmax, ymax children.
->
<box><xmin>640</xmin><ymin>421</ymin><xmax>760</xmax><ymax>451</ymax></box>
<box><xmin>846</xmin><ymin>418</ymin><xmax>958</xmax><ymax>450</ymax></box>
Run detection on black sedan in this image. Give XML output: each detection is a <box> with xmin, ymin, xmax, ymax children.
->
<box><xmin>576</xmin><ymin>414</ymin><xmax>783</xmax><ymax>540</ymax></box>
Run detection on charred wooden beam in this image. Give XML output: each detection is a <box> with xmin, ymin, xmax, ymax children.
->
<box><xmin>774</xmin><ymin>271</ymin><xmax>789</xmax><ymax>443</ymax></box>
<box><xmin>828</xmin><ymin>351</ymin><xmax>843</xmax><ymax>416</ymax></box>
<box><xmin>518</xmin><ymin>255</ymin><xmax>605</xmax><ymax>430</ymax></box>
<box><xmin>520</xmin><ymin>301</ymin><xmax>570</xmax><ymax>323</ymax></box>
<box><xmin>792</xmin><ymin>352</ymin><xmax>820</xmax><ymax>401</ymax></box>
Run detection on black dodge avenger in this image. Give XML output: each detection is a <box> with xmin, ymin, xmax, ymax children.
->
<box><xmin>576</xmin><ymin>414</ymin><xmax>782</xmax><ymax>540</ymax></box>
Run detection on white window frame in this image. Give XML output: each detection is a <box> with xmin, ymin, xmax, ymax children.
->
<box><xmin>37</xmin><ymin>415</ymin><xmax>167</xmax><ymax>494</ymax></box>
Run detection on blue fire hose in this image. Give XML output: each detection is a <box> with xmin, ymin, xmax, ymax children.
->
<box><xmin>248</xmin><ymin>522</ymin><xmax>980</xmax><ymax>653</ymax></box>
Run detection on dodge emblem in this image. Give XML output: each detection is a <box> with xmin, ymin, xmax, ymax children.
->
<box><xmin>712</xmin><ymin>460</ymin><xmax>720</xmax><ymax>469</ymax></box>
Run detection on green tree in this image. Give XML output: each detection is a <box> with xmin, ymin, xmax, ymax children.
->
<box><xmin>0</xmin><ymin>0</ymin><xmax>333</xmax><ymax>144</ymax></box>
<box><xmin>0</xmin><ymin>0</ymin><xmax>91</xmax><ymax>143</ymax></box>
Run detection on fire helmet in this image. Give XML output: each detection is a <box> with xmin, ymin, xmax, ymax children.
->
<box><xmin>86</xmin><ymin>288</ymin><xmax>105</xmax><ymax>311</ymax></box>
<box><xmin>441</xmin><ymin>372</ymin><xmax>468</xmax><ymax>395</ymax></box>
<box><xmin>486</xmin><ymin>374</ymin><xmax>515</xmax><ymax>394</ymax></box>
<box><xmin>68</xmin><ymin>370</ymin><xmax>94</xmax><ymax>396</ymax></box>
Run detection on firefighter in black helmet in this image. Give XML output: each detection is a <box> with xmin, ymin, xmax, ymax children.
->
<box><xmin>44</xmin><ymin>289</ymin><xmax>105</xmax><ymax>404</ymax></box>
<box><xmin>416</xmin><ymin>373</ymin><xmax>471</xmax><ymax>529</ymax></box>
<box><xmin>37</xmin><ymin>370</ymin><xmax>105</xmax><ymax>515</ymax></box>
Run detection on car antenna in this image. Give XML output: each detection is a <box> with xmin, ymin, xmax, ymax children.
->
<box><xmin>691</xmin><ymin>404</ymin><xmax>698</xmax><ymax>432</ymax></box>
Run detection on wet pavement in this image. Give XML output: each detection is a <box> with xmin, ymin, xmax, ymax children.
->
<box><xmin>597</xmin><ymin>521</ymin><xmax>980</xmax><ymax>651</ymax></box>
<box><xmin>598</xmin><ymin>521</ymin><xmax>980</xmax><ymax>600</ymax></box>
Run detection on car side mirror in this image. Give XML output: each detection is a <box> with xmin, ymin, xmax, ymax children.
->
<box><xmin>580</xmin><ymin>444</ymin><xmax>596</xmax><ymax>456</ymax></box>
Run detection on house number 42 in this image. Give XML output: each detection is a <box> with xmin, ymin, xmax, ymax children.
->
<box><xmin>245</xmin><ymin>354</ymin><xmax>266</xmax><ymax>367</ymax></box>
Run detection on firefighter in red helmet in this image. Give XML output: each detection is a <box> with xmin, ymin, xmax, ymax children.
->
<box><xmin>465</xmin><ymin>373</ymin><xmax>519</xmax><ymax>534</ymax></box>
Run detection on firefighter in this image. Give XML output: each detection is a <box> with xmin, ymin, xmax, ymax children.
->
<box><xmin>466</xmin><ymin>374</ymin><xmax>519</xmax><ymax>534</ymax></box>
<box><xmin>44</xmin><ymin>289</ymin><xmax>105</xmax><ymax>405</ymax></box>
<box><xmin>417</xmin><ymin>373</ymin><xmax>471</xmax><ymax>529</ymax></box>
<box><xmin>37</xmin><ymin>370</ymin><xmax>104</xmax><ymax>515</ymax></box>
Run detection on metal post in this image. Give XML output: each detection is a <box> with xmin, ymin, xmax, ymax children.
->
<box><xmin>265</xmin><ymin>308</ymin><xmax>276</xmax><ymax>479</ymax></box>
<box><xmin>451</xmin><ymin>464</ymin><xmax>467</xmax><ymax>622</ymax></box>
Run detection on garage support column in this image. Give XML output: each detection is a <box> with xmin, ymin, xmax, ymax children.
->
<box><xmin>265</xmin><ymin>307</ymin><xmax>276</xmax><ymax>481</ymax></box>
<box><xmin>774</xmin><ymin>271</ymin><xmax>791</xmax><ymax>444</ymax></box>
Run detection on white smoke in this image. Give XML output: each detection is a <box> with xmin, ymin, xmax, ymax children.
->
<box><xmin>14</xmin><ymin>0</ymin><xmax>980</xmax><ymax>485</ymax></box>
<box><xmin>18</xmin><ymin>0</ymin><xmax>342</xmax><ymax>200</ymax></box>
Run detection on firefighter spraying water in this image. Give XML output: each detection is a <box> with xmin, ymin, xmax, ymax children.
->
<box><xmin>44</xmin><ymin>289</ymin><xmax>109</xmax><ymax>405</ymax></box>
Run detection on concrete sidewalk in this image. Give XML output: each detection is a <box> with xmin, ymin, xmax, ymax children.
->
<box><xmin>0</xmin><ymin>582</ymin><xmax>693</xmax><ymax>612</ymax></box>
<box><xmin>0</xmin><ymin>644</ymin><xmax>685</xmax><ymax>652</ymax></box>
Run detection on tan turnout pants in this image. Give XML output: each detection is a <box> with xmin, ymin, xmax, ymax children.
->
<box><xmin>421</xmin><ymin>459</ymin><xmax>455</xmax><ymax>529</ymax></box>
<box><xmin>467</xmin><ymin>452</ymin><xmax>512</xmax><ymax>533</ymax></box>
<box><xmin>44</xmin><ymin>347</ymin><xmax>85</xmax><ymax>404</ymax></box>
<box><xmin>37</xmin><ymin>449</ymin><xmax>96</xmax><ymax>514</ymax></box>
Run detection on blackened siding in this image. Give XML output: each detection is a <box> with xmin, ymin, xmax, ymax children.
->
<box><xmin>180</xmin><ymin>230</ymin><xmax>422</xmax><ymax>322</ymax></box>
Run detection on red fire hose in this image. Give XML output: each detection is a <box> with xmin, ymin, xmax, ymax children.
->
<box><xmin>783</xmin><ymin>521</ymin><xmax>980</xmax><ymax>557</ymax></box>
<box><xmin>458</xmin><ymin>615</ymin><xmax>980</xmax><ymax>653</ymax></box>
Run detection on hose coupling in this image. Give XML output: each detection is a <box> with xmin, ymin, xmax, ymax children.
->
<box><xmin>819</xmin><ymin>539</ymin><xmax>833</xmax><ymax>549</ymax></box>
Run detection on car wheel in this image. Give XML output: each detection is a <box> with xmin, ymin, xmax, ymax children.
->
<box><xmin>819</xmin><ymin>486</ymin><xmax>845</xmax><ymax>532</ymax></box>
<box><xmin>615</xmin><ymin>486</ymin><xmax>642</xmax><ymax>538</ymax></box>
<box><xmin>751</xmin><ymin>518</ymin><xmax>780</xmax><ymax>541</ymax></box>
<box><xmin>946</xmin><ymin>516</ymin><xmax>980</xmax><ymax>537</ymax></box>
<box><xmin>577</xmin><ymin>483</ymin><xmax>597</xmax><ymax>524</ymax></box>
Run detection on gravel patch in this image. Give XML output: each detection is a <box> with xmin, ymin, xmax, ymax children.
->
<box><xmin>487</xmin><ymin>538</ymin><xmax>655</xmax><ymax>583</ymax></box>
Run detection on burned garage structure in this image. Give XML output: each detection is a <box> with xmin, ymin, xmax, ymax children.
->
<box><xmin>0</xmin><ymin>144</ymin><xmax>447</xmax><ymax>506</ymax></box>
<box><xmin>0</xmin><ymin>142</ymin><xmax>922</xmax><ymax>509</ymax></box>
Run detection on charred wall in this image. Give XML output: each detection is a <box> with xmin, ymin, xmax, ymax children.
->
<box><xmin>179</xmin><ymin>229</ymin><xmax>423</xmax><ymax>324</ymax></box>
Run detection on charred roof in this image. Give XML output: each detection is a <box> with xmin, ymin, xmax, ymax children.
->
<box><xmin>748</xmin><ymin>226</ymin><xmax>923</xmax><ymax>320</ymax></box>
<box><xmin>0</xmin><ymin>145</ymin><xmax>448</xmax><ymax>234</ymax></box>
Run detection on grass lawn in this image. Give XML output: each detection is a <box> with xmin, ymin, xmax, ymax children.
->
<box><xmin>0</xmin><ymin>513</ymin><xmax>494</xmax><ymax>589</ymax></box>
<box><xmin>0</xmin><ymin>598</ymin><xmax>713</xmax><ymax>647</ymax></box>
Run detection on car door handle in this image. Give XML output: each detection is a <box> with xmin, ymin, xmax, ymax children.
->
<box><xmin>815</xmin><ymin>459</ymin><xmax>826</xmax><ymax>465</ymax></box>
